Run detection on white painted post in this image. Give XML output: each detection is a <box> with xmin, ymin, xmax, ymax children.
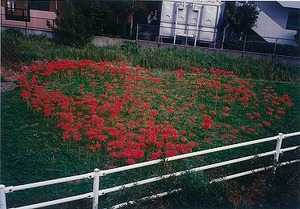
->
<box><xmin>273</xmin><ymin>133</ymin><xmax>284</xmax><ymax>173</ymax></box>
<box><xmin>242</xmin><ymin>35</ymin><xmax>247</xmax><ymax>53</ymax></box>
<box><xmin>0</xmin><ymin>185</ymin><xmax>7</xmax><ymax>209</ymax></box>
<box><xmin>221</xmin><ymin>24</ymin><xmax>229</xmax><ymax>50</ymax></box>
<box><xmin>136</xmin><ymin>24</ymin><xmax>139</xmax><ymax>41</ymax></box>
<box><xmin>92</xmin><ymin>169</ymin><xmax>100</xmax><ymax>209</ymax></box>
<box><xmin>273</xmin><ymin>38</ymin><xmax>278</xmax><ymax>55</ymax></box>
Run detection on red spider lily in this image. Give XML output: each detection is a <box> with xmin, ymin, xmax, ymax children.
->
<box><xmin>223</xmin><ymin>113</ymin><xmax>230</xmax><ymax>117</ymax></box>
<box><xmin>223</xmin><ymin>106</ymin><xmax>230</xmax><ymax>112</ymax></box>
<box><xmin>21</xmin><ymin>90</ymin><xmax>31</xmax><ymax>100</ymax></box>
<box><xmin>17</xmin><ymin>59</ymin><xmax>294</xmax><ymax>164</ymax></box>
<box><xmin>232</xmin><ymin>129</ymin><xmax>239</xmax><ymax>135</ymax></box>
<box><xmin>204</xmin><ymin>139</ymin><xmax>213</xmax><ymax>145</ymax></box>
<box><xmin>90</xmin><ymin>82</ymin><xmax>98</xmax><ymax>86</ymax></box>
<box><xmin>149</xmin><ymin>110</ymin><xmax>159</xmax><ymax>116</ymax></box>
<box><xmin>199</xmin><ymin>103</ymin><xmax>205</xmax><ymax>110</ymax></box>
<box><xmin>202</xmin><ymin>115</ymin><xmax>212</xmax><ymax>129</ymax></box>
<box><xmin>221</xmin><ymin>133</ymin><xmax>229</xmax><ymax>139</ymax></box>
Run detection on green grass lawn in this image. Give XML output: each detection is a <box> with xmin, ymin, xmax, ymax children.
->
<box><xmin>2</xmin><ymin>65</ymin><xmax>300</xmax><ymax>208</ymax></box>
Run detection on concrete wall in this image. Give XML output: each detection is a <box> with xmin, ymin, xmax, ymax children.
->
<box><xmin>92</xmin><ymin>36</ymin><xmax>126</xmax><ymax>46</ymax></box>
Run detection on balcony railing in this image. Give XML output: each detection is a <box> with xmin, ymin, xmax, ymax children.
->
<box><xmin>5</xmin><ymin>7</ymin><xmax>30</xmax><ymax>22</ymax></box>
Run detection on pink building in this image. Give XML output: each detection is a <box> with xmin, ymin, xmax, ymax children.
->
<box><xmin>1</xmin><ymin>0</ymin><xmax>65</xmax><ymax>34</ymax></box>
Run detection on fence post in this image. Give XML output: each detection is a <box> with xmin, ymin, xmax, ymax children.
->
<box><xmin>136</xmin><ymin>24</ymin><xmax>139</xmax><ymax>41</ymax></box>
<box><xmin>273</xmin><ymin>133</ymin><xmax>284</xmax><ymax>173</ymax></box>
<box><xmin>221</xmin><ymin>24</ymin><xmax>229</xmax><ymax>50</ymax></box>
<box><xmin>0</xmin><ymin>185</ymin><xmax>7</xmax><ymax>209</ymax></box>
<box><xmin>242</xmin><ymin>34</ymin><xmax>247</xmax><ymax>57</ymax></box>
<box><xmin>92</xmin><ymin>168</ymin><xmax>100</xmax><ymax>209</ymax></box>
<box><xmin>273</xmin><ymin>38</ymin><xmax>278</xmax><ymax>55</ymax></box>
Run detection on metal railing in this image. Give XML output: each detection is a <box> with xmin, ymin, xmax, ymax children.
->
<box><xmin>1</xmin><ymin>132</ymin><xmax>300</xmax><ymax>209</ymax></box>
<box><xmin>136</xmin><ymin>24</ymin><xmax>299</xmax><ymax>58</ymax></box>
<box><xmin>4</xmin><ymin>7</ymin><xmax>30</xmax><ymax>22</ymax></box>
<box><xmin>1</xmin><ymin>7</ymin><xmax>55</xmax><ymax>33</ymax></box>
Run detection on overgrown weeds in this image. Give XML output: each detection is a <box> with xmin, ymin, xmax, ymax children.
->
<box><xmin>1</xmin><ymin>31</ymin><xmax>299</xmax><ymax>83</ymax></box>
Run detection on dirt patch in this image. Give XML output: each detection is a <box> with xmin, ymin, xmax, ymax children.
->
<box><xmin>1</xmin><ymin>63</ymin><xmax>26</xmax><ymax>81</ymax></box>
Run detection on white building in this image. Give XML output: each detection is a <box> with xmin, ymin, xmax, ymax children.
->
<box><xmin>252</xmin><ymin>1</ymin><xmax>300</xmax><ymax>45</ymax></box>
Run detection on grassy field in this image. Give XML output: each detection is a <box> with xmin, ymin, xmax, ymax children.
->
<box><xmin>2</xmin><ymin>30</ymin><xmax>300</xmax><ymax>83</ymax></box>
<box><xmin>1</xmin><ymin>32</ymin><xmax>300</xmax><ymax>208</ymax></box>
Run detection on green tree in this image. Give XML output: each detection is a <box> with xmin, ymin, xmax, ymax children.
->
<box><xmin>104</xmin><ymin>1</ymin><xmax>144</xmax><ymax>38</ymax></box>
<box><xmin>47</xmin><ymin>0</ymin><xmax>108</xmax><ymax>47</ymax></box>
<box><xmin>225</xmin><ymin>3</ymin><xmax>259</xmax><ymax>37</ymax></box>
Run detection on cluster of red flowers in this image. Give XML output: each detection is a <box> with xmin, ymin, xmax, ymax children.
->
<box><xmin>18</xmin><ymin>60</ymin><xmax>294</xmax><ymax>164</ymax></box>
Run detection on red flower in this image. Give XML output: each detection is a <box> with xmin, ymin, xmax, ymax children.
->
<box><xmin>127</xmin><ymin>159</ymin><xmax>135</xmax><ymax>165</ymax></box>
<box><xmin>202</xmin><ymin>115</ymin><xmax>212</xmax><ymax>129</ymax></box>
<box><xmin>204</xmin><ymin>139</ymin><xmax>213</xmax><ymax>145</ymax></box>
<box><xmin>210</xmin><ymin>110</ymin><xmax>216</xmax><ymax>115</ymax></box>
<box><xmin>21</xmin><ymin>90</ymin><xmax>31</xmax><ymax>100</ymax></box>
<box><xmin>223</xmin><ymin>106</ymin><xmax>230</xmax><ymax>112</ymax></box>
<box><xmin>90</xmin><ymin>81</ymin><xmax>98</xmax><ymax>86</ymax></box>
<box><xmin>199</xmin><ymin>104</ymin><xmax>205</xmax><ymax>110</ymax></box>
<box><xmin>221</xmin><ymin>133</ymin><xmax>228</xmax><ymax>139</ymax></box>
<box><xmin>232</xmin><ymin>129</ymin><xmax>238</xmax><ymax>135</ymax></box>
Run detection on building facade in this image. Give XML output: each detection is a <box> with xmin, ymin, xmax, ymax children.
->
<box><xmin>251</xmin><ymin>1</ymin><xmax>300</xmax><ymax>45</ymax></box>
<box><xmin>1</xmin><ymin>0</ymin><xmax>65</xmax><ymax>36</ymax></box>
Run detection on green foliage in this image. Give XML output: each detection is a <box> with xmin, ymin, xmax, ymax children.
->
<box><xmin>49</xmin><ymin>0</ymin><xmax>91</xmax><ymax>47</ymax></box>
<box><xmin>2</xmin><ymin>81</ymin><xmax>299</xmax><ymax>208</ymax></box>
<box><xmin>48</xmin><ymin>0</ymin><xmax>108</xmax><ymax>47</ymax></box>
<box><xmin>76</xmin><ymin>0</ymin><xmax>110</xmax><ymax>36</ymax></box>
<box><xmin>1</xmin><ymin>28</ymin><xmax>23</xmax><ymax>62</ymax></box>
<box><xmin>6</xmin><ymin>35</ymin><xmax>300</xmax><ymax>83</ymax></box>
<box><xmin>122</xmin><ymin>40</ymin><xmax>140</xmax><ymax>54</ymax></box>
<box><xmin>225</xmin><ymin>2</ymin><xmax>259</xmax><ymax>35</ymax></box>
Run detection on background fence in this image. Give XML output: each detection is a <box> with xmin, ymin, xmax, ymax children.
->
<box><xmin>1</xmin><ymin>132</ymin><xmax>299</xmax><ymax>209</ymax></box>
<box><xmin>136</xmin><ymin>24</ymin><xmax>299</xmax><ymax>58</ymax></box>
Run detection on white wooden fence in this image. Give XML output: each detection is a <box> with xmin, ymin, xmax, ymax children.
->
<box><xmin>1</xmin><ymin>132</ymin><xmax>300</xmax><ymax>209</ymax></box>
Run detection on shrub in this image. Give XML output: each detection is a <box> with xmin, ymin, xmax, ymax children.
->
<box><xmin>122</xmin><ymin>41</ymin><xmax>140</xmax><ymax>54</ymax></box>
<box><xmin>47</xmin><ymin>1</ymin><xmax>92</xmax><ymax>48</ymax></box>
<box><xmin>47</xmin><ymin>0</ymin><xmax>109</xmax><ymax>48</ymax></box>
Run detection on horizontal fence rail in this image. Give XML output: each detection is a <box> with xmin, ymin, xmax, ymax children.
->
<box><xmin>136</xmin><ymin>24</ymin><xmax>299</xmax><ymax>58</ymax></box>
<box><xmin>1</xmin><ymin>132</ymin><xmax>300</xmax><ymax>209</ymax></box>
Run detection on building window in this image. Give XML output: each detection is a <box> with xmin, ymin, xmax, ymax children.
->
<box><xmin>28</xmin><ymin>0</ymin><xmax>50</xmax><ymax>11</ymax></box>
<box><xmin>6</xmin><ymin>0</ymin><xmax>15</xmax><ymax>12</ymax></box>
<box><xmin>286</xmin><ymin>11</ymin><xmax>300</xmax><ymax>30</ymax></box>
